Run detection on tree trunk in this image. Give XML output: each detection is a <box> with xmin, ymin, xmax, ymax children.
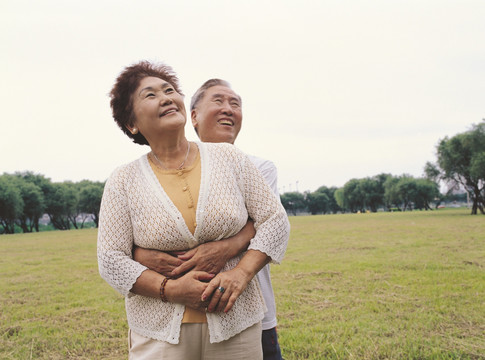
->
<box><xmin>471</xmin><ymin>198</ymin><xmax>478</xmax><ymax>215</ymax></box>
<box><xmin>2</xmin><ymin>221</ymin><xmax>16</xmax><ymax>234</ymax></box>
<box><xmin>49</xmin><ymin>215</ymin><xmax>70</xmax><ymax>230</ymax></box>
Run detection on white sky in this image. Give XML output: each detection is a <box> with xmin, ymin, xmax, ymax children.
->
<box><xmin>1</xmin><ymin>0</ymin><xmax>484</xmax><ymax>193</ymax></box>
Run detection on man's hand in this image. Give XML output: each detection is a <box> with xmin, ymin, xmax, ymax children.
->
<box><xmin>171</xmin><ymin>241</ymin><xmax>231</xmax><ymax>277</ymax></box>
<box><xmin>133</xmin><ymin>246</ymin><xmax>184</xmax><ymax>278</ymax></box>
<box><xmin>134</xmin><ymin>220</ymin><xmax>256</xmax><ymax>278</ymax></box>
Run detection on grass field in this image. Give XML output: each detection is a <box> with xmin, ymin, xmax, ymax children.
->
<box><xmin>1</xmin><ymin>208</ymin><xmax>484</xmax><ymax>359</ymax></box>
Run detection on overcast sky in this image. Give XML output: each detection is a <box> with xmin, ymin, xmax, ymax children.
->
<box><xmin>1</xmin><ymin>0</ymin><xmax>484</xmax><ymax>193</ymax></box>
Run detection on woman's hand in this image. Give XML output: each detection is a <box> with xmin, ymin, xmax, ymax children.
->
<box><xmin>201</xmin><ymin>249</ymin><xmax>270</xmax><ymax>313</ymax></box>
<box><xmin>201</xmin><ymin>267</ymin><xmax>253</xmax><ymax>313</ymax></box>
<box><xmin>166</xmin><ymin>271</ymin><xmax>215</xmax><ymax>311</ymax></box>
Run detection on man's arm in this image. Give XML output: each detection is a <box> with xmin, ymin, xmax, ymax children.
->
<box><xmin>132</xmin><ymin>247</ymin><xmax>185</xmax><ymax>277</ymax></box>
<box><xmin>133</xmin><ymin>219</ymin><xmax>256</xmax><ymax>278</ymax></box>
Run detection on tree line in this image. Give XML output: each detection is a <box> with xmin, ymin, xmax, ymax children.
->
<box><xmin>281</xmin><ymin>120</ymin><xmax>485</xmax><ymax>216</ymax></box>
<box><xmin>0</xmin><ymin>172</ymin><xmax>104</xmax><ymax>234</ymax></box>
<box><xmin>281</xmin><ymin>174</ymin><xmax>441</xmax><ymax>215</ymax></box>
<box><xmin>1</xmin><ymin>120</ymin><xmax>484</xmax><ymax>233</ymax></box>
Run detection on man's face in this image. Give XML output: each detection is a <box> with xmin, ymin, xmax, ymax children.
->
<box><xmin>191</xmin><ymin>85</ymin><xmax>242</xmax><ymax>144</ymax></box>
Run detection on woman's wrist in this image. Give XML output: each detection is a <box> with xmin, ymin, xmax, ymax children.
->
<box><xmin>159</xmin><ymin>277</ymin><xmax>169</xmax><ymax>302</ymax></box>
<box><xmin>163</xmin><ymin>277</ymin><xmax>177</xmax><ymax>303</ymax></box>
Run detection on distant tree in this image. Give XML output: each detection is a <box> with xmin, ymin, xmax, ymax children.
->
<box><xmin>414</xmin><ymin>179</ymin><xmax>440</xmax><ymax>210</ymax></box>
<box><xmin>423</xmin><ymin>163</ymin><xmax>444</xmax><ymax>208</ymax></box>
<box><xmin>18</xmin><ymin>172</ymin><xmax>53</xmax><ymax>230</ymax></box>
<box><xmin>395</xmin><ymin>176</ymin><xmax>419</xmax><ymax>211</ymax></box>
<box><xmin>45</xmin><ymin>182</ymin><xmax>78</xmax><ymax>230</ymax></box>
<box><xmin>342</xmin><ymin>179</ymin><xmax>365</xmax><ymax>212</ymax></box>
<box><xmin>383</xmin><ymin>175</ymin><xmax>401</xmax><ymax>210</ymax></box>
<box><xmin>315</xmin><ymin>186</ymin><xmax>341</xmax><ymax>214</ymax></box>
<box><xmin>0</xmin><ymin>175</ymin><xmax>24</xmax><ymax>234</ymax></box>
<box><xmin>334</xmin><ymin>188</ymin><xmax>347</xmax><ymax>212</ymax></box>
<box><xmin>383</xmin><ymin>175</ymin><xmax>440</xmax><ymax>211</ymax></box>
<box><xmin>373</xmin><ymin>173</ymin><xmax>393</xmax><ymax>210</ymax></box>
<box><xmin>434</xmin><ymin>120</ymin><xmax>485</xmax><ymax>214</ymax></box>
<box><xmin>78</xmin><ymin>181</ymin><xmax>104</xmax><ymax>227</ymax></box>
<box><xmin>424</xmin><ymin>162</ymin><xmax>441</xmax><ymax>182</ymax></box>
<box><xmin>339</xmin><ymin>176</ymin><xmax>388</xmax><ymax>213</ymax></box>
<box><xmin>305</xmin><ymin>191</ymin><xmax>329</xmax><ymax>215</ymax></box>
<box><xmin>15</xmin><ymin>177</ymin><xmax>45</xmax><ymax>232</ymax></box>
<box><xmin>64</xmin><ymin>182</ymin><xmax>83</xmax><ymax>229</ymax></box>
<box><xmin>384</xmin><ymin>175</ymin><xmax>418</xmax><ymax>211</ymax></box>
<box><xmin>280</xmin><ymin>192</ymin><xmax>306</xmax><ymax>215</ymax></box>
<box><xmin>359</xmin><ymin>177</ymin><xmax>383</xmax><ymax>212</ymax></box>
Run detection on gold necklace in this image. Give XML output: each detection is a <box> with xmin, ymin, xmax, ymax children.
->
<box><xmin>152</xmin><ymin>141</ymin><xmax>191</xmax><ymax>170</ymax></box>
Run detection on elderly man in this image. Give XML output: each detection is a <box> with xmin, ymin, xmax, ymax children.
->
<box><xmin>134</xmin><ymin>79</ymin><xmax>284</xmax><ymax>360</ymax></box>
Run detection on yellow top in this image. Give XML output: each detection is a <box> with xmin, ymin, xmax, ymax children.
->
<box><xmin>149</xmin><ymin>150</ymin><xmax>207</xmax><ymax>323</ymax></box>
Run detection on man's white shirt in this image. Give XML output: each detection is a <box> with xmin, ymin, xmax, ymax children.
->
<box><xmin>247</xmin><ymin>154</ymin><xmax>280</xmax><ymax>330</ymax></box>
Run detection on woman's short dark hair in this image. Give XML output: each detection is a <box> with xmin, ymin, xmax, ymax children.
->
<box><xmin>109</xmin><ymin>61</ymin><xmax>183</xmax><ymax>145</ymax></box>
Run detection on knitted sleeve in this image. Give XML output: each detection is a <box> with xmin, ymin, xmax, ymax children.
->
<box><xmin>237</xmin><ymin>150</ymin><xmax>290</xmax><ymax>264</ymax></box>
<box><xmin>97</xmin><ymin>165</ymin><xmax>148</xmax><ymax>297</ymax></box>
<box><xmin>248</xmin><ymin>155</ymin><xmax>279</xmax><ymax>197</ymax></box>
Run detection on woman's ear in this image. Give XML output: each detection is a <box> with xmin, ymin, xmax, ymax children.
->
<box><xmin>125</xmin><ymin>124</ymin><xmax>139</xmax><ymax>135</ymax></box>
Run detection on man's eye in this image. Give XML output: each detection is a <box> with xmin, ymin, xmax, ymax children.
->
<box><xmin>231</xmin><ymin>102</ymin><xmax>240</xmax><ymax>107</ymax></box>
<box><xmin>214</xmin><ymin>99</ymin><xmax>222</xmax><ymax>103</ymax></box>
<box><xmin>165</xmin><ymin>88</ymin><xmax>174</xmax><ymax>94</ymax></box>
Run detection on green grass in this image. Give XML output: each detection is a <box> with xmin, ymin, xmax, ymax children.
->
<box><xmin>1</xmin><ymin>209</ymin><xmax>484</xmax><ymax>359</ymax></box>
<box><xmin>0</xmin><ymin>230</ymin><xmax>126</xmax><ymax>359</ymax></box>
<box><xmin>273</xmin><ymin>209</ymin><xmax>485</xmax><ymax>359</ymax></box>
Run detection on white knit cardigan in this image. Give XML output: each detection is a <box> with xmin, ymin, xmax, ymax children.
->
<box><xmin>97</xmin><ymin>142</ymin><xmax>290</xmax><ymax>344</ymax></box>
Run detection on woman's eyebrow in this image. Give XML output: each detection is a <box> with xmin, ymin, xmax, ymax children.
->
<box><xmin>138</xmin><ymin>86</ymin><xmax>155</xmax><ymax>96</ymax></box>
<box><xmin>138</xmin><ymin>82</ymin><xmax>171</xmax><ymax>96</ymax></box>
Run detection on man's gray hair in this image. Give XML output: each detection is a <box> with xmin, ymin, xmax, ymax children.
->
<box><xmin>190</xmin><ymin>79</ymin><xmax>241</xmax><ymax>110</ymax></box>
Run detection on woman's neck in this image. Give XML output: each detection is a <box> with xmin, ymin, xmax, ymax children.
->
<box><xmin>149</xmin><ymin>136</ymin><xmax>192</xmax><ymax>170</ymax></box>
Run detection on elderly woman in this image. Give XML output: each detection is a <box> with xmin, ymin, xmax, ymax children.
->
<box><xmin>97</xmin><ymin>61</ymin><xmax>290</xmax><ymax>359</ymax></box>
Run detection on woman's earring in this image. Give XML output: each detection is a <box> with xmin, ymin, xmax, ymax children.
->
<box><xmin>132</xmin><ymin>128</ymin><xmax>138</xmax><ymax>134</ymax></box>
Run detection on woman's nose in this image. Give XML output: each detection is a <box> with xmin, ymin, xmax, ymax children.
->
<box><xmin>159</xmin><ymin>93</ymin><xmax>173</xmax><ymax>105</ymax></box>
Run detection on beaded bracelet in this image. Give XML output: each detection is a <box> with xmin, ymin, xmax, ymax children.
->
<box><xmin>159</xmin><ymin>277</ymin><xmax>169</xmax><ymax>302</ymax></box>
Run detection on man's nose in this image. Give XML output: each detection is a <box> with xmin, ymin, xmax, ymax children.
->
<box><xmin>221</xmin><ymin>101</ymin><xmax>233</xmax><ymax>115</ymax></box>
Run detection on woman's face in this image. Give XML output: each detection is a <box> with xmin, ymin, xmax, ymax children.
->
<box><xmin>130</xmin><ymin>76</ymin><xmax>186</xmax><ymax>143</ymax></box>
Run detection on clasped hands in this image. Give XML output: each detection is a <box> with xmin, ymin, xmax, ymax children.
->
<box><xmin>133</xmin><ymin>241</ymin><xmax>251</xmax><ymax>313</ymax></box>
